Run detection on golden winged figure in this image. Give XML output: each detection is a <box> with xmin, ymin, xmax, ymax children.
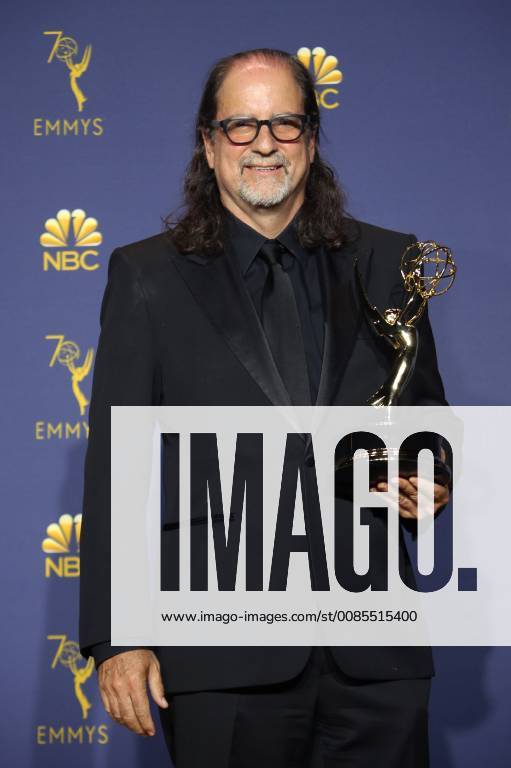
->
<box><xmin>66</xmin><ymin>347</ymin><xmax>94</xmax><ymax>415</ymax></box>
<box><xmin>69</xmin><ymin>656</ymin><xmax>95</xmax><ymax>719</ymax></box>
<box><xmin>65</xmin><ymin>44</ymin><xmax>92</xmax><ymax>112</ymax></box>
<box><xmin>354</xmin><ymin>242</ymin><xmax>455</xmax><ymax>406</ymax></box>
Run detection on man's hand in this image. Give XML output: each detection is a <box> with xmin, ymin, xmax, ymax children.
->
<box><xmin>97</xmin><ymin>649</ymin><xmax>168</xmax><ymax>736</ymax></box>
<box><xmin>370</xmin><ymin>475</ymin><xmax>450</xmax><ymax>519</ymax></box>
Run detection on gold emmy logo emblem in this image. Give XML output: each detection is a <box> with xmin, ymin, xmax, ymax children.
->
<box><xmin>42</xmin><ymin>514</ymin><xmax>81</xmax><ymax>578</ymax></box>
<box><xmin>40</xmin><ymin>209</ymin><xmax>102</xmax><ymax>271</ymax></box>
<box><xmin>48</xmin><ymin>636</ymin><xmax>94</xmax><ymax>720</ymax></box>
<box><xmin>44</xmin><ymin>31</ymin><xmax>92</xmax><ymax>112</ymax></box>
<box><xmin>296</xmin><ymin>46</ymin><xmax>343</xmax><ymax>109</ymax></box>
<box><xmin>46</xmin><ymin>335</ymin><xmax>94</xmax><ymax>415</ymax></box>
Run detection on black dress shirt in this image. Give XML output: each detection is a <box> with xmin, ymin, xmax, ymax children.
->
<box><xmin>222</xmin><ymin>207</ymin><xmax>325</xmax><ymax>404</ymax></box>
<box><xmin>90</xmin><ymin>205</ymin><xmax>326</xmax><ymax>668</ymax></box>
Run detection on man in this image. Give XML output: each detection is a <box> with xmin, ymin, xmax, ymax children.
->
<box><xmin>79</xmin><ymin>48</ymin><xmax>449</xmax><ymax>766</ymax></box>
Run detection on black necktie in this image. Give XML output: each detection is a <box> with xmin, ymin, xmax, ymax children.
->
<box><xmin>257</xmin><ymin>239</ymin><xmax>311</xmax><ymax>405</ymax></box>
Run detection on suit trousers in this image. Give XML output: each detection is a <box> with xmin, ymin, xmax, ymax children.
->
<box><xmin>159</xmin><ymin>646</ymin><xmax>431</xmax><ymax>767</ymax></box>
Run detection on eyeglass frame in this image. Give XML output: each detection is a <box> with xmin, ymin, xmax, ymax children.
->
<box><xmin>208</xmin><ymin>113</ymin><xmax>317</xmax><ymax>145</ymax></box>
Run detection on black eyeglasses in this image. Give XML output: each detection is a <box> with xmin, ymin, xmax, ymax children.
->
<box><xmin>209</xmin><ymin>114</ymin><xmax>314</xmax><ymax>145</ymax></box>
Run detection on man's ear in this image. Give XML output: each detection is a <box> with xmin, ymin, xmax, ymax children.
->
<box><xmin>201</xmin><ymin>129</ymin><xmax>215</xmax><ymax>170</ymax></box>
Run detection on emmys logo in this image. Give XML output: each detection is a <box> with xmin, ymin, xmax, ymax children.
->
<box><xmin>46</xmin><ymin>334</ymin><xmax>93</xmax><ymax>415</ymax></box>
<box><xmin>44</xmin><ymin>31</ymin><xmax>91</xmax><ymax>112</ymax></box>
<box><xmin>40</xmin><ymin>209</ymin><xmax>102</xmax><ymax>271</ymax></box>
<box><xmin>34</xmin><ymin>31</ymin><xmax>104</xmax><ymax>138</ymax></box>
<box><xmin>36</xmin><ymin>635</ymin><xmax>109</xmax><ymax>745</ymax></box>
<box><xmin>48</xmin><ymin>636</ymin><xmax>94</xmax><ymax>719</ymax></box>
<box><xmin>34</xmin><ymin>335</ymin><xmax>93</xmax><ymax>441</ymax></box>
<box><xmin>42</xmin><ymin>514</ymin><xmax>81</xmax><ymax>578</ymax></box>
<box><xmin>296</xmin><ymin>47</ymin><xmax>343</xmax><ymax>109</ymax></box>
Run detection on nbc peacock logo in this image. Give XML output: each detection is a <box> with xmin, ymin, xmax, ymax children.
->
<box><xmin>40</xmin><ymin>208</ymin><xmax>102</xmax><ymax>271</ymax></box>
<box><xmin>42</xmin><ymin>514</ymin><xmax>82</xmax><ymax>578</ymax></box>
<box><xmin>296</xmin><ymin>46</ymin><xmax>343</xmax><ymax>109</ymax></box>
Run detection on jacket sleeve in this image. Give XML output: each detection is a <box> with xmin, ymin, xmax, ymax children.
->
<box><xmin>79</xmin><ymin>248</ymin><xmax>161</xmax><ymax>664</ymax></box>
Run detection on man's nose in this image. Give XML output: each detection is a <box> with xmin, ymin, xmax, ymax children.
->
<box><xmin>250</xmin><ymin>122</ymin><xmax>279</xmax><ymax>153</ymax></box>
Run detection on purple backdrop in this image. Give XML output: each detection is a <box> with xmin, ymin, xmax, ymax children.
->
<box><xmin>1</xmin><ymin>0</ymin><xmax>510</xmax><ymax>765</ymax></box>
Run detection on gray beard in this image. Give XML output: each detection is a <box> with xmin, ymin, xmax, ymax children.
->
<box><xmin>237</xmin><ymin>174</ymin><xmax>292</xmax><ymax>208</ymax></box>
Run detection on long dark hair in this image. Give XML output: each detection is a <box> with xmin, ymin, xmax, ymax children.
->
<box><xmin>165</xmin><ymin>48</ymin><xmax>350</xmax><ymax>255</ymax></box>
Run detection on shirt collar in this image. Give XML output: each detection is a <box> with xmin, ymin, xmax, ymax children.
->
<box><xmin>222</xmin><ymin>206</ymin><xmax>304</xmax><ymax>276</ymax></box>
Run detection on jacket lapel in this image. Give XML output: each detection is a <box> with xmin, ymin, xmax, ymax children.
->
<box><xmin>315</xmin><ymin>240</ymin><xmax>371</xmax><ymax>406</ymax></box>
<box><xmin>170</xmin><ymin>247</ymin><xmax>292</xmax><ymax>408</ymax></box>
<box><xmin>169</xmin><ymin>235</ymin><xmax>371</xmax><ymax>411</ymax></box>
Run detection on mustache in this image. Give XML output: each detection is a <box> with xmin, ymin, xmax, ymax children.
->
<box><xmin>239</xmin><ymin>153</ymin><xmax>290</xmax><ymax>170</ymax></box>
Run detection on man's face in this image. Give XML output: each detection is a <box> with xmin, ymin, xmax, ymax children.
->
<box><xmin>202</xmin><ymin>60</ymin><xmax>316</xmax><ymax>213</ymax></box>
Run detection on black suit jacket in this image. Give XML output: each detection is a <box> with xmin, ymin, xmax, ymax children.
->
<box><xmin>79</xmin><ymin>218</ymin><xmax>448</xmax><ymax>694</ymax></box>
